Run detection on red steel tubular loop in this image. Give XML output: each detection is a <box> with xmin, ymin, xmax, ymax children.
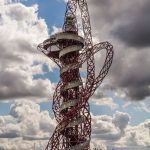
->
<box><xmin>37</xmin><ymin>0</ymin><xmax>114</xmax><ymax>149</ymax></box>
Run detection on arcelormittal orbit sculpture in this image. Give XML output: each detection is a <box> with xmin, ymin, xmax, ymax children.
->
<box><xmin>38</xmin><ymin>0</ymin><xmax>114</xmax><ymax>149</ymax></box>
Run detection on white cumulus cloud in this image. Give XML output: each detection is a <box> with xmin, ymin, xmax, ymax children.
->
<box><xmin>0</xmin><ymin>1</ymin><xmax>56</xmax><ymax>101</ymax></box>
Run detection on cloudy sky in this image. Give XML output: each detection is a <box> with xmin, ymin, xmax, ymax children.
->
<box><xmin>0</xmin><ymin>0</ymin><xmax>150</xmax><ymax>149</ymax></box>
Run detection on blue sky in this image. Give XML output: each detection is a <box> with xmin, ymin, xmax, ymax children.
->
<box><xmin>23</xmin><ymin>0</ymin><xmax>66</xmax><ymax>31</ymax></box>
<box><xmin>0</xmin><ymin>0</ymin><xmax>150</xmax><ymax>149</ymax></box>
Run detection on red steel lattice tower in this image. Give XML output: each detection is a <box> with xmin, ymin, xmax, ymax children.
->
<box><xmin>38</xmin><ymin>0</ymin><xmax>114</xmax><ymax>149</ymax></box>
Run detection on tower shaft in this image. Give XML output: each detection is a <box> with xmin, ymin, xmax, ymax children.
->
<box><xmin>38</xmin><ymin>0</ymin><xmax>114</xmax><ymax>149</ymax></box>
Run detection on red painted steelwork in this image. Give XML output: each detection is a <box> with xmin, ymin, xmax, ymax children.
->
<box><xmin>38</xmin><ymin>0</ymin><xmax>113</xmax><ymax>149</ymax></box>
